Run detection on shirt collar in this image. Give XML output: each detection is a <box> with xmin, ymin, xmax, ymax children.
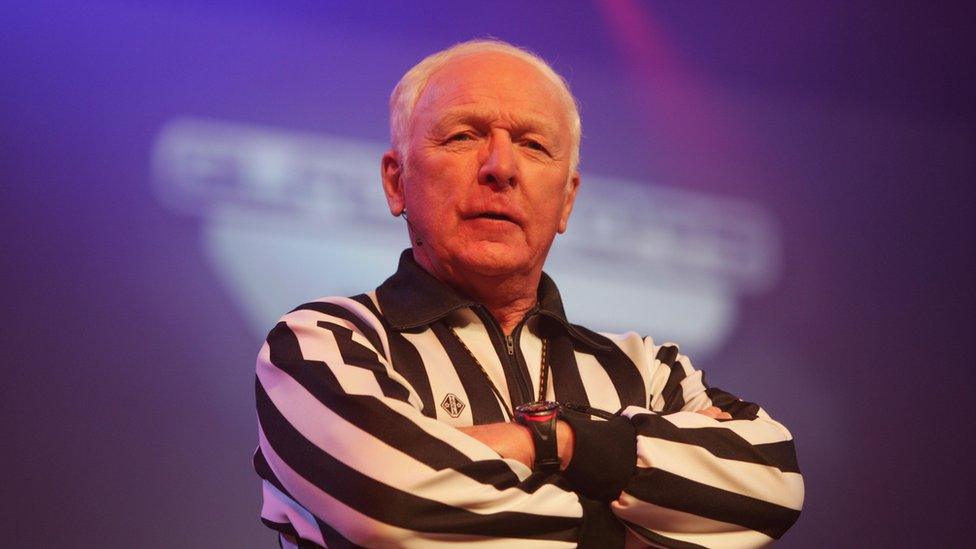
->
<box><xmin>376</xmin><ymin>249</ymin><xmax>612</xmax><ymax>351</ymax></box>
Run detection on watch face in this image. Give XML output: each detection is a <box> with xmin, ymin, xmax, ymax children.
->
<box><xmin>516</xmin><ymin>401</ymin><xmax>560</xmax><ymax>416</ymax></box>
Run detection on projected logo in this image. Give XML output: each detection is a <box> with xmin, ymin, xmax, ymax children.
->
<box><xmin>152</xmin><ymin>118</ymin><xmax>779</xmax><ymax>358</ymax></box>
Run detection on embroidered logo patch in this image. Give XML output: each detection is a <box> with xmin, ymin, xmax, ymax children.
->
<box><xmin>440</xmin><ymin>393</ymin><xmax>466</xmax><ymax>418</ymax></box>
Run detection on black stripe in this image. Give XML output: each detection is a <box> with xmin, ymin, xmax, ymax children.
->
<box><xmin>572</xmin><ymin>326</ymin><xmax>647</xmax><ymax>408</ymax></box>
<box><xmin>704</xmin><ymin>386</ymin><xmax>760</xmax><ymax>420</ymax></box>
<box><xmin>540</xmin><ymin>320</ymin><xmax>590</xmax><ymax>406</ymax></box>
<box><xmin>656</xmin><ymin>346</ymin><xmax>686</xmax><ymax>413</ymax></box>
<box><xmin>317</xmin><ymin>321</ymin><xmax>411</xmax><ymax>402</ymax></box>
<box><xmin>255</xmin><ymin>446</ymin><xmax>359</xmax><ymax>548</ymax></box>
<box><xmin>351</xmin><ymin>294</ymin><xmax>438</xmax><ymax>419</ymax></box>
<box><xmin>430</xmin><ymin>323</ymin><xmax>507</xmax><ymax>424</ymax></box>
<box><xmin>620</xmin><ymin>519</ymin><xmax>707</xmax><ymax>549</ymax></box>
<box><xmin>577</xmin><ymin>497</ymin><xmax>625</xmax><ymax>548</ymax></box>
<box><xmin>624</xmin><ymin>469</ymin><xmax>800</xmax><ymax>540</ymax></box>
<box><xmin>752</xmin><ymin>440</ymin><xmax>801</xmax><ymax>474</ymax></box>
<box><xmin>349</xmin><ymin>293</ymin><xmax>380</xmax><ymax>314</ymax></box>
<box><xmin>261</xmin><ymin>519</ymin><xmax>332</xmax><ymax>549</ymax></box>
<box><xmin>629</xmin><ymin>412</ymin><xmax>800</xmax><ymax>473</ymax></box>
<box><xmin>255</xmin><ymin>446</ymin><xmax>286</xmax><ymax>493</ymax></box>
<box><xmin>257</xmin><ymin>383</ymin><xmax>579</xmax><ymax>542</ymax></box>
<box><xmin>263</xmin><ymin>322</ymin><xmax>522</xmax><ymax>489</ymax></box>
<box><xmin>655</xmin><ymin>345</ymin><xmax>678</xmax><ymax>366</ymax></box>
<box><xmin>292</xmin><ymin>301</ymin><xmax>387</xmax><ymax>361</ymax></box>
<box><xmin>260</xmin><ymin>519</ymin><xmax>309</xmax><ymax>545</ymax></box>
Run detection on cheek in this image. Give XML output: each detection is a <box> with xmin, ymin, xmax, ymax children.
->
<box><xmin>404</xmin><ymin>168</ymin><xmax>459</xmax><ymax>220</ymax></box>
<box><xmin>412</xmin><ymin>155</ymin><xmax>476</xmax><ymax>198</ymax></box>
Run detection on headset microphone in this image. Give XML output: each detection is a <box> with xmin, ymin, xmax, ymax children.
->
<box><xmin>400</xmin><ymin>209</ymin><xmax>423</xmax><ymax>246</ymax></box>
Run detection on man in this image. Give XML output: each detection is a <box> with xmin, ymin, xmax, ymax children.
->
<box><xmin>254</xmin><ymin>39</ymin><xmax>803</xmax><ymax>548</ymax></box>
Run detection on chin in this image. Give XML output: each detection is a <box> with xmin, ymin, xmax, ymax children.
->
<box><xmin>455</xmin><ymin>241</ymin><xmax>534</xmax><ymax>277</ymax></box>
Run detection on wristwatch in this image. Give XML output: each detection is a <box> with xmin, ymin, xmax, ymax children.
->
<box><xmin>514</xmin><ymin>401</ymin><xmax>561</xmax><ymax>472</ymax></box>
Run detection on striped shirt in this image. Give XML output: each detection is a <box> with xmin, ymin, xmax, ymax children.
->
<box><xmin>254</xmin><ymin>250</ymin><xmax>803</xmax><ymax>547</ymax></box>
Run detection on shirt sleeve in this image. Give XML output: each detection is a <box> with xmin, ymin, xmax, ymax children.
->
<box><xmin>563</xmin><ymin>339</ymin><xmax>805</xmax><ymax>548</ymax></box>
<box><xmin>253</xmin><ymin>298</ymin><xmax>618</xmax><ymax>548</ymax></box>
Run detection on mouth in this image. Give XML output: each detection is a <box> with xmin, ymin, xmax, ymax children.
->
<box><xmin>468</xmin><ymin>212</ymin><xmax>522</xmax><ymax>228</ymax></box>
<box><xmin>475</xmin><ymin>212</ymin><xmax>515</xmax><ymax>222</ymax></box>
<box><xmin>462</xmin><ymin>205</ymin><xmax>524</xmax><ymax>227</ymax></box>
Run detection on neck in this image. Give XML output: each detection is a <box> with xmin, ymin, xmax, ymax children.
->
<box><xmin>469</xmin><ymin>274</ymin><xmax>540</xmax><ymax>335</ymax></box>
<box><xmin>412</xmin><ymin>247</ymin><xmax>541</xmax><ymax>335</ymax></box>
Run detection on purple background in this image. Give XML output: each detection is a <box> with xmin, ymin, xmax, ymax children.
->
<box><xmin>2</xmin><ymin>1</ymin><xmax>973</xmax><ymax>546</ymax></box>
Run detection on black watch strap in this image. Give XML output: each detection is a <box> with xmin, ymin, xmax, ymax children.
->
<box><xmin>515</xmin><ymin>401</ymin><xmax>560</xmax><ymax>473</ymax></box>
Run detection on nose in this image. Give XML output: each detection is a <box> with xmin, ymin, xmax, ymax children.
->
<box><xmin>478</xmin><ymin>131</ymin><xmax>518</xmax><ymax>189</ymax></box>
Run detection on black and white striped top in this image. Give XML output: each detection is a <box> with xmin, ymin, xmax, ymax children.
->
<box><xmin>254</xmin><ymin>250</ymin><xmax>803</xmax><ymax>548</ymax></box>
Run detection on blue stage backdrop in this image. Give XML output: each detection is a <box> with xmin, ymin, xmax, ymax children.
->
<box><xmin>2</xmin><ymin>1</ymin><xmax>973</xmax><ymax>547</ymax></box>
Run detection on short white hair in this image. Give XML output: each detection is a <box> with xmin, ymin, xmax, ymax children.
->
<box><xmin>389</xmin><ymin>39</ymin><xmax>582</xmax><ymax>172</ymax></box>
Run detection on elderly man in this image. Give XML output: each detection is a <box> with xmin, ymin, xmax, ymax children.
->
<box><xmin>254</xmin><ymin>39</ymin><xmax>803</xmax><ymax>548</ymax></box>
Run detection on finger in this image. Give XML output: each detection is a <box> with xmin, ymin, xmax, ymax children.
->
<box><xmin>695</xmin><ymin>406</ymin><xmax>722</xmax><ymax>418</ymax></box>
<box><xmin>695</xmin><ymin>407</ymin><xmax>733</xmax><ymax>420</ymax></box>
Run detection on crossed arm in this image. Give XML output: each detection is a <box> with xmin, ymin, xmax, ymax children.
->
<box><xmin>255</xmin><ymin>301</ymin><xmax>803</xmax><ymax>547</ymax></box>
<box><xmin>459</xmin><ymin>406</ymin><xmax>730</xmax><ymax>471</ymax></box>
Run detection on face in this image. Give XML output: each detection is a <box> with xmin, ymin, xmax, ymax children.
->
<box><xmin>382</xmin><ymin>52</ymin><xmax>580</xmax><ymax>283</ymax></box>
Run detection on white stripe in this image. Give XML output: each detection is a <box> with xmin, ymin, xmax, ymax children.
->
<box><xmin>605</xmin><ymin>332</ymin><xmax>655</xmax><ymax>406</ymax></box>
<box><xmin>575</xmin><ymin>351</ymin><xmax>622</xmax><ymax>412</ymax></box>
<box><xmin>622</xmin><ymin>407</ymin><xmax>793</xmax><ymax>445</ymax></box>
<box><xmin>679</xmin><ymin>369</ymin><xmax>715</xmax><ymax>410</ymax></box>
<box><xmin>614</xmin><ymin>493</ymin><xmax>775</xmax><ymax>548</ymax></box>
<box><xmin>635</xmin><ymin>438</ymin><xmax>804</xmax><ymax>510</ymax></box>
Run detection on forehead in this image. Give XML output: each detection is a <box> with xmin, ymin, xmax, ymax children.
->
<box><xmin>412</xmin><ymin>52</ymin><xmax>571</xmax><ymax>133</ymax></box>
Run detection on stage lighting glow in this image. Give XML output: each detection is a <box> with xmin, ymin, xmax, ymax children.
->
<box><xmin>152</xmin><ymin>117</ymin><xmax>780</xmax><ymax>357</ymax></box>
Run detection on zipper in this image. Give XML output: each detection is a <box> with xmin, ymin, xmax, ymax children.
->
<box><xmin>474</xmin><ymin>306</ymin><xmax>534</xmax><ymax>405</ymax></box>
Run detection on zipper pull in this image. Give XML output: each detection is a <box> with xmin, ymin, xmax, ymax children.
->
<box><xmin>505</xmin><ymin>334</ymin><xmax>515</xmax><ymax>355</ymax></box>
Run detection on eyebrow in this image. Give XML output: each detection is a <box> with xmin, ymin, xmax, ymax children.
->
<box><xmin>432</xmin><ymin>108</ymin><xmax>561</xmax><ymax>138</ymax></box>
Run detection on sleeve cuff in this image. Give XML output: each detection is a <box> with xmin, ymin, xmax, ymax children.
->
<box><xmin>577</xmin><ymin>496</ymin><xmax>625</xmax><ymax>548</ymax></box>
<box><xmin>561</xmin><ymin>409</ymin><xmax>637</xmax><ymax>502</ymax></box>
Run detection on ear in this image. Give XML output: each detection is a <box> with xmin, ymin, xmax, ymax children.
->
<box><xmin>381</xmin><ymin>149</ymin><xmax>406</xmax><ymax>216</ymax></box>
<box><xmin>557</xmin><ymin>171</ymin><xmax>580</xmax><ymax>234</ymax></box>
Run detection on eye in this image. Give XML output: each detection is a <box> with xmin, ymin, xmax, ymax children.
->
<box><xmin>524</xmin><ymin>140</ymin><xmax>549</xmax><ymax>154</ymax></box>
<box><xmin>447</xmin><ymin>132</ymin><xmax>473</xmax><ymax>142</ymax></box>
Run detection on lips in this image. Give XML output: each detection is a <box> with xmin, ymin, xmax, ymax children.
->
<box><xmin>475</xmin><ymin>212</ymin><xmax>515</xmax><ymax>222</ymax></box>
<box><xmin>466</xmin><ymin>209</ymin><xmax>522</xmax><ymax>226</ymax></box>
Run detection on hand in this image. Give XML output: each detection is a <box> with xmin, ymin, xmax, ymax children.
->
<box><xmin>695</xmin><ymin>406</ymin><xmax>732</xmax><ymax>420</ymax></box>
